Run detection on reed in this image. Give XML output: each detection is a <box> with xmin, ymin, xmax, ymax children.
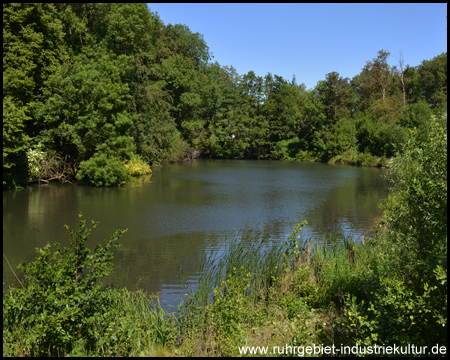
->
<box><xmin>181</xmin><ymin>229</ymin><xmax>285</xmax><ymax>310</ymax></box>
<box><xmin>306</xmin><ymin>230</ymin><xmax>380</xmax><ymax>307</ymax></box>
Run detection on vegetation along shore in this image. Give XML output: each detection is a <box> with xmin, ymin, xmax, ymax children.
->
<box><xmin>3</xmin><ymin>3</ymin><xmax>446</xmax><ymax>357</ymax></box>
<box><xmin>3</xmin><ymin>114</ymin><xmax>447</xmax><ymax>356</ymax></box>
<box><xmin>3</xmin><ymin>4</ymin><xmax>447</xmax><ymax>189</ymax></box>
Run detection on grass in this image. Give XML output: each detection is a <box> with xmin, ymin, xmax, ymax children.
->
<box><xmin>3</xmin><ymin>223</ymin><xmax>446</xmax><ymax>357</ymax></box>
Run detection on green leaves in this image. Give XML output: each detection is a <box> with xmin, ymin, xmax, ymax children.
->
<box><xmin>3</xmin><ymin>2</ymin><xmax>446</xmax><ymax>189</ymax></box>
<box><xmin>3</xmin><ymin>3</ymin><xmax>67</xmax><ymax>105</ymax></box>
<box><xmin>3</xmin><ymin>213</ymin><xmax>127</xmax><ymax>356</ymax></box>
<box><xmin>283</xmin><ymin>221</ymin><xmax>308</xmax><ymax>268</ymax></box>
<box><xmin>3</xmin><ymin>97</ymin><xmax>31</xmax><ymax>188</ymax></box>
<box><xmin>76</xmin><ymin>152</ymin><xmax>131</xmax><ymax>186</ymax></box>
<box><xmin>34</xmin><ymin>45</ymin><xmax>139</xmax><ymax>185</ymax></box>
<box><xmin>345</xmin><ymin>112</ymin><xmax>448</xmax><ymax>347</ymax></box>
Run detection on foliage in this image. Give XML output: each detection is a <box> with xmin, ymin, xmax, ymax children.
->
<box><xmin>380</xmin><ymin>113</ymin><xmax>447</xmax><ymax>282</ymax></box>
<box><xmin>123</xmin><ymin>156</ymin><xmax>152</xmax><ymax>177</ymax></box>
<box><xmin>204</xmin><ymin>266</ymin><xmax>255</xmax><ymax>355</ymax></box>
<box><xmin>3</xmin><ymin>213</ymin><xmax>127</xmax><ymax>356</ymax></box>
<box><xmin>3</xmin><ymin>3</ymin><xmax>67</xmax><ymax>107</ymax></box>
<box><xmin>282</xmin><ymin>221</ymin><xmax>308</xmax><ymax>268</ymax></box>
<box><xmin>339</xmin><ymin>113</ymin><xmax>447</xmax><ymax>348</ymax></box>
<box><xmin>76</xmin><ymin>152</ymin><xmax>131</xmax><ymax>187</ymax></box>
<box><xmin>36</xmin><ymin>45</ymin><xmax>135</xmax><ymax>164</ymax></box>
<box><xmin>3</xmin><ymin>97</ymin><xmax>31</xmax><ymax>189</ymax></box>
<box><xmin>3</xmin><ymin>2</ymin><xmax>448</xmax><ymax>185</ymax></box>
<box><xmin>418</xmin><ymin>52</ymin><xmax>447</xmax><ymax>112</ymax></box>
<box><xmin>359</xmin><ymin>49</ymin><xmax>398</xmax><ymax>105</ymax></box>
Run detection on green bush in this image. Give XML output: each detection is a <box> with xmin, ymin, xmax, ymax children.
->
<box><xmin>3</xmin><ymin>213</ymin><xmax>127</xmax><ymax>356</ymax></box>
<box><xmin>380</xmin><ymin>113</ymin><xmax>447</xmax><ymax>283</ymax></box>
<box><xmin>204</xmin><ymin>266</ymin><xmax>254</xmax><ymax>355</ymax></box>
<box><xmin>272</xmin><ymin>137</ymin><xmax>305</xmax><ymax>160</ymax></box>
<box><xmin>76</xmin><ymin>152</ymin><xmax>131</xmax><ymax>186</ymax></box>
<box><xmin>340</xmin><ymin>113</ymin><xmax>447</xmax><ymax>348</ymax></box>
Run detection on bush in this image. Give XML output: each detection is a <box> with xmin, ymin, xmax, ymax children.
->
<box><xmin>272</xmin><ymin>137</ymin><xmax>305</xmax><ymax>160</ymax></box>
<box><xmin>340</xmin><ymin>113</ymin><xmax>447</xmax><ymax>348</ymax></box>
<box><xmin>123</xmin><ymin>156</ymin><xmax>152</xmax><ymax>177</ymax></box>
<box><xmin>380</xmin><ymin>113</ymin><xmax>447</xmax><ymax>282</ymax></box>
<box><xmin>76</xmin><ymin>152</ymin><xmax>131</xmax><ymax>186</ymax></box>
<box><xmin>3</xmin><ymin>213</ymin><xmax>127</xmax><ymax>356</ymax></box>
<box><xmin>27</xmin><ymin>143</ymin><xmax>46</xmax><ymax>182</ymax></box>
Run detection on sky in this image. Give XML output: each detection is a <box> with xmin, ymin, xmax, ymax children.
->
<box><xmin>147</xmin><ymin>3</ymin><xmax>447</xmax><ymax>90</ymax></box>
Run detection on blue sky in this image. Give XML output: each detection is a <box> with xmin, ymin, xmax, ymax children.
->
<box><xmin>147</xmin><ymin>3</ymin><xmax>447</xmax><ymax>90</ymax></box>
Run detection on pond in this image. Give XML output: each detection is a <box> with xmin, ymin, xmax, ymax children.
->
<box><xmin>3</xmin><ymin>159</ymin><xmax>389</xmax><ymax>307</ymax></box>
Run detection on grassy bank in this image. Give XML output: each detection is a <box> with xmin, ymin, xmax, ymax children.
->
<box><xmin>3</xmin><ymin>115</ymin><xmax>446</xmax><ymax>357</ymax></box>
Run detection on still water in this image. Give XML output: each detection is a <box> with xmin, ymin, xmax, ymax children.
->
<box><xmin>3</xmin><ymin>160</ymin><xmax>389</xmax><ymax>307</ymax></box>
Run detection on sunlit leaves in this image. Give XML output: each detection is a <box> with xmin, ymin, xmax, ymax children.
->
<box><xmin>37</xmin><ymin>46</ymin><xmax>134</xmax><ymax>162</ymax></box>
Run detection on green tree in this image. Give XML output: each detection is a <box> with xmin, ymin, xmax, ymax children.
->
<box><xmin>36</xmin><ymin>45</ymin><xmax>135</xmax><ymax>180</ymax></box>
<box><xmin>296</xmin><ymin>90</ymin><xmax>327</xmax><ymax>155</ymax></box>
<box><xmin>380</xmin><ymin>113</ymin><xmax>447</xmax><ymax>282</ymax></box>
<box><xmin>361</xmin><ymin>113</ymin><xmax>448</xmax><ymax>346</ymax></box>
<box><xmin>417</xmin><ymin>52</ymin><xmax>447</xmax><ymax>112</ymax></box>
<box><xmin>160</xmin><ymin>23</ymin><xmax>211</xmax><ymax>68</ymax></box>
<box><xmin>262</xmin><ymin>74</ymin><xmax>302</xmax><ymax>152</ymax></box>
<box><xmin>3</xmin><ymin>3</ymin><xmax>67</xmax><ymax>107</ymax></box>
<box><xmin>360</xmin><ymin>49</ymin><xmax>396</xmax><ymax>104</ymax></box>
<box><xmin>316</xmin><ymin>71</ymin><xmax>352</xmax><ymax>124</ymax></box>
<box><xmin>3</xmin><ymin>97</ymin><xmax>31</xmax><ymax>189</ymax></box>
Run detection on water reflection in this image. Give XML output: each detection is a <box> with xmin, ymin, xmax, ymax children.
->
<box><xmin>3</xmin><ymin>160</ymin><xmax>389</xmax><ymax>306</ymax></box>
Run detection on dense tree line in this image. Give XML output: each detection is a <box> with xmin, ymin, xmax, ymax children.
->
<box><xmin>3</xmin><ymin>3</ymin><xmax>447</xmax><ymax>188</ymax></box>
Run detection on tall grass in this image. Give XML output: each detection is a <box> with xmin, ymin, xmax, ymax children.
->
<box><xmin>177</xmin><ymin>230</ymin><xmax>286</xmax><ymax>330</ymax></box>
<box><xmin>309</xmin><ymin>232</ymin><xmax>380</xmax><ymax>306</ymax></box>
<box><xmin>175</xmin><ymin>224</ymin><xmax>378</xmax><ymax>355</ymax></box>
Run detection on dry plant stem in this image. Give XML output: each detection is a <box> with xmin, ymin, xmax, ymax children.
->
<box><xmin>3</xmin><ymin>254</ymin><xmax>24</xmax><ymax>289</ymax></box>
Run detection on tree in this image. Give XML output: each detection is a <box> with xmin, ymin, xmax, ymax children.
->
<box><xmin>397</xmin><ymin>51</ymin><xmax>407</xmax><ymax>109</ymax></box>
<box><xmin>262</xmin><ymin>74</ymin><xmax>301</xmax><ymax>148</ymax></box>
<box><xmin>36</xmin><ymin>45</ymin><xmax>135</xmax><ymax>177</ymax></box>
<box><xmin>360</xmin><ymin>49</ymin><xmax>396</xmax><ymax>104</ymax></box>
<box><xmin>3</xmin><ymin>3</ymin><xmax>67</xmax><ymax>107</ymax></box>
<box><xmin>418</xmin><ymin>52</ymin><xmax>447</xmax><ymax>111</ymax></box>
<box><xmin>375</xmin><ymin>113</ymin><xmax>447</xmax><ymax>343</ymax></box>
<box><xmin>316</xmin><ymin>71</ymin><xmax>352</xmax><ymax>124</ymax></box>
<box><xmin>3</xmin><ymin>97</ymin><xmax>31</xmax><ymax>189</ymax></box>
<box><xmin>159</xmin><ymin>23</ymin><xmax>211</xmax><ymax>69</ymax></box>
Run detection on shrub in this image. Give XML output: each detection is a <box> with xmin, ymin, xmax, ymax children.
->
<box><xmin>76</xmin><ymin>152</ymin><xmax>130</xmax><ymax>186</ymax></box>
<box><xmin>123</xmin><ymin>156</ymin><xmax>152</xmax><ymax>177</ymax></box>
<box><xmin>380</xmin><ymin>113</ymin><xmax>447</xmax><ymax>283</ymax></box>
<box><xmin>27</xmin><ymin>143</ymin><xmax>46</xmax><ymax>182</ymax></box>
<box><xmin>273</xmin><ymin>137</ymin><xmax>304</xmax><ymax>160</ymax></box>
<box><xmin>3</xmin><ymin>213</ymin><xmax>127</xmax><ymax>356</ymax></box>
<box><xmin>340</xmin><ymin>113</ymin><xmax>447</xmax><ymax>348</ymax></box>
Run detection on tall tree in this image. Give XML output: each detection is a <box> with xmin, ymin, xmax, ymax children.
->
<box><xmin>262</xmin><ymin>74</ymin><xmax>302</xmax><ymax>147</ymax></box>
<box><xmin>397</xmin><ymin>51</ymin><xmax>407</xmax><ymax>109</ymax></box>
<box><xmin>418</xmin><ymin>52</ymin><xmax>447</xmax><ymax>111</ymax></box>
<box><xmin>36</xmin><ymin>46</ymin><xmax>135</xmax><ymax>170</ymax></box>
<box><xmin>3</xmin><ymin>97</ymin><xmax>32</xmax><ymax>188</ymax></box>
<box><xmin>3</xmin><ymin>3</ymin><xmax>67</xmax><ymax>107</ymax></box>
<box><xmin>316</xmin><ymin>71</ymin><xmax>352</xmax><ymax>124</ymax></box>
<box><xmin>360</xmin><ymin>49</ymin><xmax>396</xmax><ymax>104</ymax></box>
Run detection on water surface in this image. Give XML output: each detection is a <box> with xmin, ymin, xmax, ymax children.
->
<box><xmin>3</xmin><ymin>160</ymin><xmax>389</xmax><ymax>306</ymax></box>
